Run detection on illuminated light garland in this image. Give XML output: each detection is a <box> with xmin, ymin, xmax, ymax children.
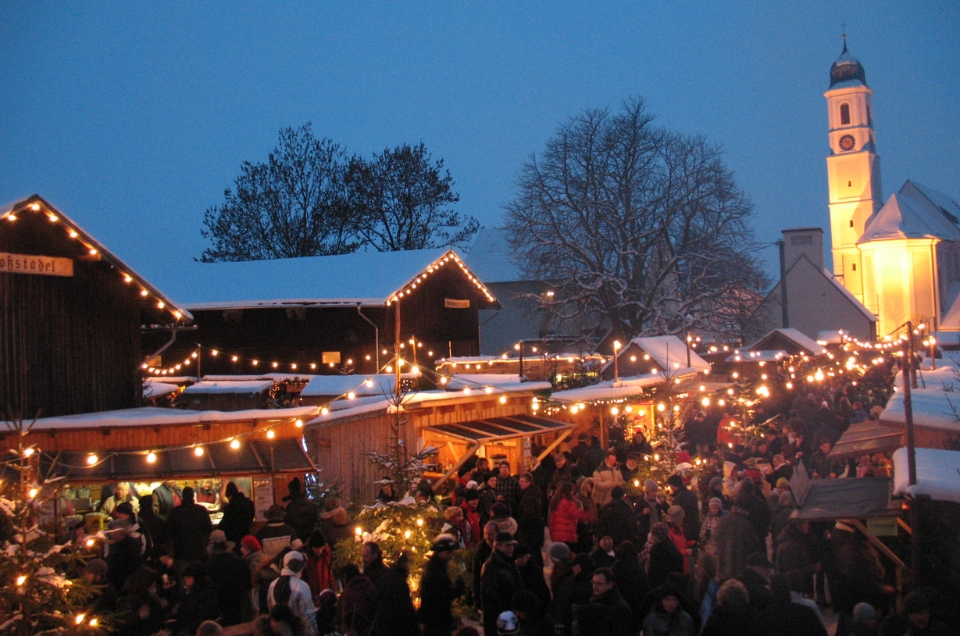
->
<box><xmin>2</xmin><ymin>200</ymin><xmax>189</xmax><ymax>323</ymax></box>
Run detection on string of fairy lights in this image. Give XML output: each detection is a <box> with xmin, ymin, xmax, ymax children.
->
<box><xmin>3</xmin><ymin>200</ymin><xmax>190</xmax><ymax>323</ymax></box>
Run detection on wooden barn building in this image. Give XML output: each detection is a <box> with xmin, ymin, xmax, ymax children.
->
<box><xmin>144</xmin><ymin>249</ymin><xmax>499</xmax><ymax>379</ymax></box>
<box><xmin>0</xmin><ymin>195</ymin><xmax>191</xmax><ymax>419</ymax></box>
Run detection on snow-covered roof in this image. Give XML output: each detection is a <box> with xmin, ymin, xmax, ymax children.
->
<box><xmin>0</xmin><ymin>196</ymin><xmax>192</xmax><ymax>321</ymax></box>
<box><xmin>304</xmin><ymin>384</ymin><xmax>553</xmax><ymax>428</ymax></box>
<box><xmin>300</xmin><ymin>374</ymin><xmax>397</xmax><ymax>397</ymax></box>
<box><xmin>879</xmin><ymin>365</ymin><xmax>960</xmax><ymax>433</ymax></box>
<box><xmin>742</xmin><ymin>328</ymin><xmax>828</xmax><ymax>357</ymax></box>
<box><xmin>149</xmin><ymin>248</ymin><xmax>496</xmax><ymax>309</ymax></box>
<box><xmin>463</xmin><ymin>227</ymin><xmax>526</xmax><ymax>283</ymax></box>
<box><xmin>182</xmin><ymin>380</ymin><xmax>274</xmax><ymax>395</ymax></box>
<box><xmin>143</xmin><ymin>382</ymin><xmax>179</xmax><ymax>399</ymax></box>
<box><xmin>893</xmin><ymin>447</ymin><xmax>960</xmax><ymax>504</ymax></box>
<box><xmin>30</xmin><ymin>406</ymin><xmax>318</xmax><ymax>432</ymax></box>
<box><xmin>859</xmin><ymin>185</ymin><xmax>960</xmax><ymax>243</ymax></box>
<box><xmin>828</xmin><ymin>43</ymin><xmax>867</xmax><ymax>89</ymax></box>
<box><xmin>601</xmin><ymin>335</ymin><xmax>711</xmax><ymax>375</ymax></box>
<box><xmin>551</xmin><ymin>373</ymin><xmax>666</xmax><ymax>403</ymax></box>
<box><xmin>817</xmin><ymin>330</ymin><xmax>846</xmax><ymax>344</ymax></box>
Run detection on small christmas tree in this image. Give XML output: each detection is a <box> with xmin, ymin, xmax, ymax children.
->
<box><xmin>0</xmin><ymin>415</ymin><xmax>110</xmax><ymax>635</ymax></box>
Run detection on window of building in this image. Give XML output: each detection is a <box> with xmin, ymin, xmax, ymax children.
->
<box><xmin>850</xmin><ymin>220</ymin><xmax>854</xmax><ymax>227</ymax></box>
<box><xmin>840</xmin><ymin>103</ymin><xmax>851</xmax><ymax>125</ymax></box>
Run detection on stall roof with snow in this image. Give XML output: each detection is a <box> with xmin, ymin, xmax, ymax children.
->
<box><xmin>893</xmin><ymin>447</ymin><xmax>960</xmax><ymax>504</ymax></box>
<box><xmin>742</xmin><ymin>328</ymin><xmax>828</xmax><ymax>357</ymax></box>
<box><xmin>600</xmin><ymin>335</ymin><xmax>711</xmax><ymax>381</ymax></box>
<box><xmin>301</xmin><ymin>374</ymin><xmax>398</xmax><ymax>398</ymax></box>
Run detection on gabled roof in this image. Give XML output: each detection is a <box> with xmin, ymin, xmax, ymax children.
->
<box><xmin>0</xmin><ymin>195</ymin><xmax>192</xmax><ymax>321</ymax></box>
<box><xmin>601</xmin><ymin>335</ymin><xmax>711</xmax><ymax>375</ymax></box>
<box><xmin>152</xmin><ymin>248</ymin><xmax>497</xmax><ymax>310</ymax></box>
<box><xmin>300</xmin><ymin>374</ymin><xmax>397</xmax><ymax>398</ymax></box>
<box><xmin>859</xmin><ymin>183</ymin><xmax>960</xmax><ymax>243</ymax></box>
<box><xmin>820</xmin><ymin>267</ymin><xmax>877</xmax><ymax>322</ymax></box>
<box><xmin>742</xmin><ymin>328</ymin><xmax>827</xmax><ymax>357</ymax></box>
<box><xmin>463</xmin><ymin>227</ymin><xmax>526</xmax><ymax>284</ymax></box>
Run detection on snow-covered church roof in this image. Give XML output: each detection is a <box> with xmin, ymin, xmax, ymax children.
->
<box><xmin>151</xmin><ymin>248</ymin><xmax>496</xmax><ymax>309</ymax></box>
<box><xmin>859</xmin><ymin>181</ymin><xmax>960</xmax><ymax>243</ymax></box>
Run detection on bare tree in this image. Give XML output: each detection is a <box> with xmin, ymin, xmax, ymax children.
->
<box><xmin>347</xmin><ymin>142</ymin><xmax>478</xmax><ymax>251</ymax></box>
<box><xmin>505</xmin><ymin>97</ymin><xmax>767</xmax><ymax>342</ymax></box>
<box><xmin>201</xmin><ymin>123</ymin><xmax>355</xmax><ymax>262</ymax></box>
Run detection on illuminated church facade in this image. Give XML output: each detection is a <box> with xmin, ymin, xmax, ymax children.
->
<box><xmin>826</xmin><ymin>41</ymin><xmax>960</xmax><ymax>337</ymax></box>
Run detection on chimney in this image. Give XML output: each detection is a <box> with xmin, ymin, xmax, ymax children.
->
<box><xmin>781</xmin><ymin>228</ymin><xmax>824</xmax><ymax>270</ymax></box>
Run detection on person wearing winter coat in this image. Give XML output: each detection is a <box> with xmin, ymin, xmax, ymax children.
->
<box><xmin>592</xmin><ymin>451</ymin><xmax>625</xmax><ymax>507</ymax></box>
<box><xmin>644</xmin><ymin>522</ymin><xmax>685</xmax><ymax>590</ymax></box>
<box><xmin>666</xmin><ymin>474</ymin><xmax>701</xmax><ymax>545</ymax></box>
<box><xmin>613</xmin><ymin>540</ymin><xmax>648</xmax><ymax>633</ymax></box>
<box><xmin>283</xmin><ymin>477</ymin><xmax>318</xmax><ymax>542</ymax></box>
<box><xmin>219</xmin><ymin>481</ymin><xmax>256</xmax><ymax>546</ymax></box>
<box><xmin>665</xmin><ymin>505</ymin><xmax>694</xmax><ymax>577</ymax></box>
<box><xmin>299</xmin><ymin>531</ymin><xmax>335</xmax><ymax>606</ymax></box>
<box><xmin>418</xmin><ymin>535</ymin><xmax>464</xmax><ymax>636</ymax></box>
<box><xmin>642</xmin><ymin>582</ymin><xmax>696</xmax><ymax>636</ymax></box>
<box><xmin>480</xmin><ymin>533</ymin><xmax>523</xmax><ymax>636</ymax></box>
<box><xmin>516</xmin><ymin>473</ymin><xmax>547</xmax><ymax>553</ymax></box>
<box><xmin>549</xmin><ymin>482</ymin><xmax>588</xmax><ymax>547</ymax></box>
<box><xmin>574</xmin><ymin>567</ymin><xmax>634</xmax><ymax>636</ymax></box>
<box><xmin>318</xmin><ymin>498</ymin><xmax>353</xmax><ymax>547</ymax></box>
<box><xmin>267</xmin><ymin>551</ymin><xmax>319</xmax><ymax>636</ymax></box>
<box><xmin>700</xmin><ymin>578</ymin><xmax>759</xmax><ymax>636</ymax></box>
<box><xmin>167</xmin><ymin>487</ymin><xmax>213</xmax><ymax>564</ymax></box>
<box><xmin>698</xmin><ymin>498</ymin><xmax>726</xmax><ymax>557</ymax></box>
<box><xmin>596</xmin><ymin>486</ymin><xmax>636</xmax><ymax>546</ymax></box>
<box><xmin>713</xmin><ymin>504</ymin><xmax>761</xmax><ymax>582</ymax></box>
<box><xmin>636</xmin><ymin>479</ymin><xmax>670</xmax><ymax>541</ymax></box>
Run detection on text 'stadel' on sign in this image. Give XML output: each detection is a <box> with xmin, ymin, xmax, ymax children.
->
<box><xmin>0</xmin><ymin>253</ymin><xmax>75</xmax><ymax>277</ymax></box>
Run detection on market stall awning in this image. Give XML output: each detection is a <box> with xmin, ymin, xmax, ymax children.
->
<box><xmin>427</xmin><ymin>413</ymin><xmax>575</xmax><ymax>444</ymax></box>
<box><xmin>40</xmin><ymin>438</ymin><xmax>316</xmax><ymax>481</ymax></box>
<box><xmin>790</xmin><ymin>462</ymin><xmax>899</xmax><ymax>520</ymax></box>
<box><xmin>827</xmin><ymin>420</ymin><xmax>903</xmax><ymax>460</ymax></box>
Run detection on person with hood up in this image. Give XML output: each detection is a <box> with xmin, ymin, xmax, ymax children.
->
<box><xmin>642</xmin><ymin>582</ymin><xmax>696</xmax><ymax>636</ymax></box>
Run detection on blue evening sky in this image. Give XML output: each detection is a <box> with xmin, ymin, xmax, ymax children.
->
<box><xmin>1</xmin><ymin>2</ymin><xmax>957</xmax><ymax>283</ymax></box>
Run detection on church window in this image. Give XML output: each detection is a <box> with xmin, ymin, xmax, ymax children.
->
<box><xmin>852</xmin><ymin>263</ymin><xmax>857</xmax><ymax>271</ymax></box>
<box><xmin>840</xmin><ymin>103</ymin><xmax>850</xmax><ymax>125</ymax></box>
<box><xmin>849</xmin><ymin>220</ymin><xmax>854</xmax><ymax>227</ymax></box>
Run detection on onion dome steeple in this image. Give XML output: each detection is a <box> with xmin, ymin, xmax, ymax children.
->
<box><xmin>829</xmin><ymin>35</ymin><xmax>867</xmax><ymax>89</ymax></box>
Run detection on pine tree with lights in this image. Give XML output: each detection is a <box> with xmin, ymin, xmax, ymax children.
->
<box><xmin>0</xmin><ymin>416</ymin><xmax>111</xmax><ymax>635</ymax></box>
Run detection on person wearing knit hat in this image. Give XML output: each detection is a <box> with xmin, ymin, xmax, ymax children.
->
<box><xmin>239</xmin><ymin>535</ymin><xmax>265</xmax><ymax>591</ymax></box>
<box><xmin>420</xmin><ymin>534</ymin><xmax>463</xmax><ymax>636</ymax></box>
<box><xmin>267</xmin><ymin>550</ymin><xmax>318</xmax><ymax>635</ymax></box>
<box><xmin>637</xmin><ymin>478</ymin><xmax>668</xmax><ymax>540</ymax></box>
<box><xmin>698</xmin><ymin>497</ymin><xmax>726</xmax><ymax>557</ymax></box>
<box><xmin>895</xmin><ymin>590</ymin><xmax>951</xmax><ymax>634</ymax></box>
<box><xmin>496</xmin><ymin>610</ymin><xmax>520</xmax><ymax>635</ymax></box>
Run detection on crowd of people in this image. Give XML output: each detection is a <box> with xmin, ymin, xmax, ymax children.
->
<box><xmin>69</xmin><ymin>377</ymin><xmax>953</xmax><ymax>635</ymax></box>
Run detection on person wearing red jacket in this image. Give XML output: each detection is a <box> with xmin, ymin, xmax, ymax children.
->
<box><xmin>666</xmin><ymin>506</ymin><xmax>695</xmax><ymax>578</ymax></box>
<box><xmin>548</xmin><ymin>482</ymin><xmax>587</xmax><ymax>548</ymax></box>
<box><xmin>300</xmin><ymin>530</ymin><xmax>335</xmax><ymax>605</ymax></box>
<box><xmin>459</xmin><ymin>488</ymin><xmax>482</xmax><ymax>547</ymax></box>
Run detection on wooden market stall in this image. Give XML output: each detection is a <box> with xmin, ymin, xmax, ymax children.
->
<box><xmin>16</xmin><ymin>405</ymin><xmax>319</xmax><ymax>523</ymax></box>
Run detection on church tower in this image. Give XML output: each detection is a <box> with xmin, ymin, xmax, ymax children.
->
<box><xmin>825</xmin><ymin>38</ymin><xmax>882</xmax><ymax>301</ymax></box>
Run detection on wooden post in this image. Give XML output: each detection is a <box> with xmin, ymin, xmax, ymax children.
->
<box><xmin>395</xmin><ymin>301</ymin><xmax>402</xmax><ymax>400</ymax></box>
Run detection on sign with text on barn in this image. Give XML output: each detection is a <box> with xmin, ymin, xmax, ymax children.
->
<box><xmin>0</xmin><ymin>252</ymin><xmax>74</xmax><ymax>277</ymax></box>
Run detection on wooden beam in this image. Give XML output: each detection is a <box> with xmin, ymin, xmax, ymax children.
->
<box><xmin>537</xmin><ymin>429</ymin><xmax>573</xmax><ymax>462</ymax></box>
<box><xmin>897</xmin><ymin>517</ymin><xmax>912</xmax><ymax>536</ymax></box>
<box><xmin>847</xmin><ymin>518</ymin><xmax>907</xmax><ymax>570</ymax></box>
<box><xmin>431</xmin><ymin>442</ymin><xmax>480</xmax><ymax>491</ymax></box>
